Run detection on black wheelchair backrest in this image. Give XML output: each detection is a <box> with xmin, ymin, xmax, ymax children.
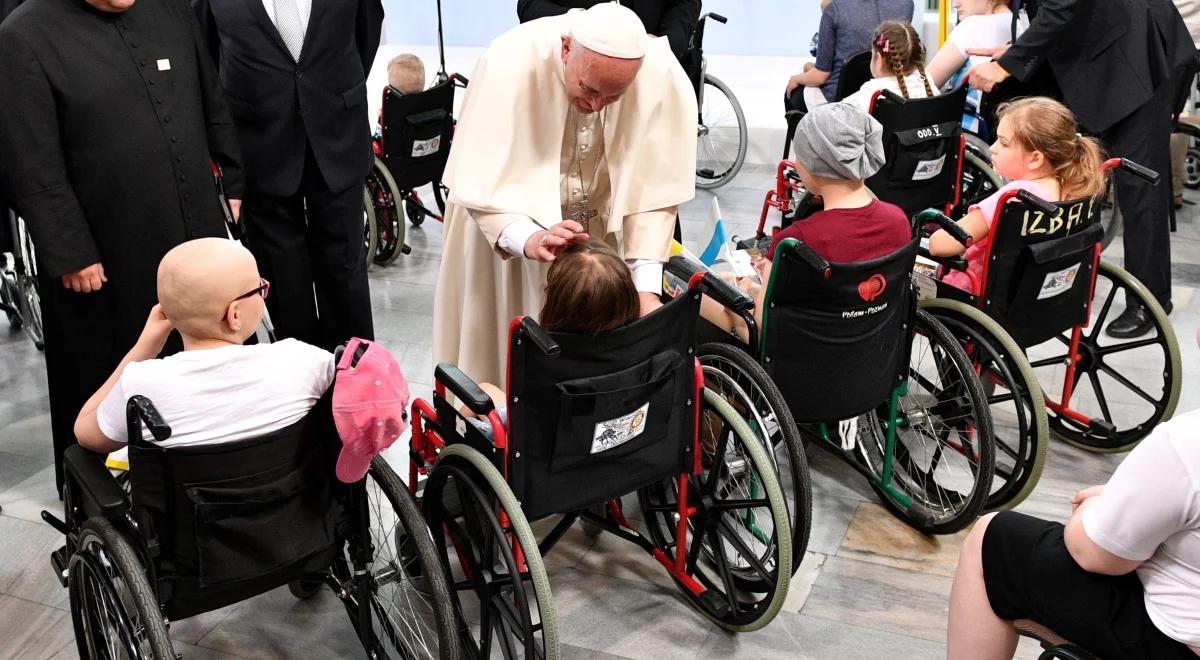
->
<box><xmin>834</xmin><ymin>50</ymin><xmax>873</xmax><ymax>102</ymax></box>
<box><xmin>380</xmin><ymin>79</ymin><xmax>456</xmax><ymax>190</ymax></box>
<box><xmin>127</xmin><ymin>392</ymin><xmax>343</xmax><ymax>620</ymax></box>
<box><xmin>979</xmin><ymin>192</ymin><xmax>1103</xmax><ymax>347</ymax></box>
<box><xmin>867</xmin><ymin>86</ymin><xmax>968</xmax><ymax>217</ymax></box>
<box><xmin>502</xmin><ymin>285</ymin><xmax>702</xmax><ymax>521</ymax></box>
<box><xmin>763</xmin><ymin>237</ymin><xmax>918</xmax><ymax>422</ymax></box>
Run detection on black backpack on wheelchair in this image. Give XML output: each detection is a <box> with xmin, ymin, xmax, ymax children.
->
<box><xmin>48</xmin><ymin>389</ymin><xmax>458</xmax><ymax>659</ymax></box>
<box><xmin>868</xmin><ymin>87</ymin><xmax>970</xmax><ymax>217</ymax></box>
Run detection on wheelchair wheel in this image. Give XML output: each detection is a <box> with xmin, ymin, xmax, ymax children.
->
<box><xmin>424</xmin><ymin>444</ymin><xmax>558</xmax><ymax>660</ymax></box>
<box><xmin>433</xmin><ymin>183</ymin><xmax>449</xmax><ymax>217</ymax></box>
<box><xmin>406</xmin><ymin>193</ymin><xmax>427</xmax><ymax>227</ymax></box>
<box><xmin>697</xmin><ymin>342</ymin><xmax>811</xmax><ymax>581</ymax></box>
<box><xmin>920</xmin><ymin>298</ymin><xmax>1048</xmax><ymax>511</ymax></box>
<box><xmin>68</xmin><ymin>518</ymin><xmax>175</xmax><ymax>660</ymax></box>
<box><xmin>638</xmin><ymin>389</ymin><xmax>791</xmax><ymax>632</ymax></box>
<box><xmin>1028</xmin><ymin>260</ymin><xmax>1181</xmax><ymax>452</ymax></box>
<box><xmin>1097</xmin><ymin>181</ymin><xmax>1123</xmax><ymax>251</ymax></box>
<box><xmin>2</xmin><ymin>273</ymin><xmax>20</xmax><ymax>330</ymax></box>
<box><xmin>951</xmin><ymin>145</ymin><xmax>1002</xmax><ymax>220</ymax></box>
<box><xmin>696</xmin><ymin>73</ymin><xmax>747</xmax><ymax>190</ymax></box>
<box><xmin>333</xmin><ymin>457</ymin><xmax>460</xmax><ymax>659</ymax></box>
<box><xmin>1186</xmin><ymin>147</ymin><xmax>1200</xmax><ymax>189</ymax></box>
<box><xmin>857</xmin><ymin>309</ymin><xmax>995</xmax><ymax>535</ymax></box>
<box><xmin>362</xmin><ymin>188</ymin><xmax>379</xmax><ymax>269</ymax></box>
<box><xmin>367</xmin><ymin>158</ymin><xmax>407</xmax><ymax>265</ymax></box>
<box><xmin>13</xmin><ymin>216</ymin><xmax>45</xmax><ymax>350</ymax></box>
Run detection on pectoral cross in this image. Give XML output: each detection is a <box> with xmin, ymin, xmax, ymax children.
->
<box><xmin>570</xmin><ymin>207</ymin><xmax>598</xmax><ymax>223</ymax></box>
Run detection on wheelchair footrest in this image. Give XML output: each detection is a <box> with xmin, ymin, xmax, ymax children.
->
<box><xmin>698</xmin><ymin>588</ymin><xmax>731</xmax><ymax>620</ymax></box>
<box><xmin>1086</xmin><ymin>419</ymin><xmax>1117</xmax><ymax>440</ymax></box>
<box><xmin>50</xmin><ymin>545</ymin><xmax>69</xmax><ymax>587</ymax></box>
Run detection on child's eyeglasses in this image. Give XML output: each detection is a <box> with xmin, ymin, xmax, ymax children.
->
<box><xmin>232</xmin><ymin>277</ymin><xmax>270</xmax><ymax>303</ymax></box>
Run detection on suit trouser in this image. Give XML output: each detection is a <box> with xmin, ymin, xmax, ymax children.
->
<box><xmin>1101</xmin><ymin>81</ymin><xmax>1174</xmax><ymax>305</ymax></box>
<box><xmin>243</xmin><ymin>148</ymin><xmax>374</xmax><ymax>351</ymax></box>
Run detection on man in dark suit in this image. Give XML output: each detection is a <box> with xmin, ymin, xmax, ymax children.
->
<box><xmin>194</xmin><ymin>0</ymin><xmax>383</xmax><ymax>350</ymax></box>
<box><xmin>969</xmin><ymin>0</ymin><xmax>1197</xmax><ymax>337</ymax></box>
<box><xmin>517</xmin><ymin>0</ymin><xmax>701</xmax><ymax>61</ymax></box>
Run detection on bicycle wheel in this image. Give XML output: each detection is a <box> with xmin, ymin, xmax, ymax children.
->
<box><xmin>920</xmin><ymin>298</ymin><xmax>1048</xmax><ymax>511</ymax></box>
<box><xmin>69</xmin><ymin>518</ymin><xmax>176</xmax><ymax>660</ymax></box>
<box><xmin>1027</xmin><ymin>260</ymin><xmax>1181</xmax><ymax>452</ymax></box>
<box><xmin>857</xmin><ymin>309</ymin><xmax>995</xmax><ymax>535</ymax></box>
<box><xmin>696</xmin><ymin>342</ymin><xmax>811</xmax><ymax>580</ymax></box>
<box><xmin>696</xmin><ymin>74</ymin><xmax>747</xmax><ymax>190</ymax></box>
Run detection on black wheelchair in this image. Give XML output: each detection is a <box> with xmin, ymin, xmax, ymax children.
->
<box><xmin>0</xmin><ymin>207</ymin><xmax>44</xmax><ymax>350</ymax></box>
<box><xmin>408</xmin><ymin>275</ymin><xmax>798</xmax><ymax>658</ymax></box>
<box><xmin>44</xmin><ymin>383</ymin><xmax>460</xmax><ymax>659</ymax></box>
<box><xmin>668</xmin><ymin>232</ymin><xmax>996</xmax><ymax>535</ymax></box>
<box><xmin>916</xmin><ymin>159</ymin><xmax>1182</xmax><ymax>460</ymax></box>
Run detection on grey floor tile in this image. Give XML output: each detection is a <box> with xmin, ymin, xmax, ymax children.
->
<box><xmin>787</xmin><ymin>613</ymin><xmax>946</xmax><ymax>659</ymax></box>
<box><xmin>802</xmin><ymin>555</ymin><xmax>952</xmax><ymax>643</ymax></box>
<box><xmin>0</xmin><ymin>516</ymin><xmax>68</xmax><ymax>610</ymax></box>
<box><xmin>0</xmin><ymin>450</ymin><xmax>50</xmax><ymax>496</ymax></box>
<box><xmin>193</xmin><ymin>587</ymin><xmax>362</xmax><ymax>660</ymax></box>
<box><xmin>0</xmin><ymin>593</ymin><xmax>74</xmax><ymax>660</ymax></box>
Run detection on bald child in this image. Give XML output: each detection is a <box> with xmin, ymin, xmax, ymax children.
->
<box><xmin>74</xmin><ymin>238</ymin><xmax>334</xmax><ymax>453</ymax></box>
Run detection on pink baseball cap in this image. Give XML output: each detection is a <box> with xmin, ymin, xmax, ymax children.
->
<box><xmin>332</xmin><ymin>338</ymin><xmax>410</xmax><ymax>483</ymax></box>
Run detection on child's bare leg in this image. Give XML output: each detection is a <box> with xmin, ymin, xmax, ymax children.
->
<box><xmin>458</xmin><ymin>382</ymin><xmax>507</xmax><ymax>418</ymax></box>
<box><xmin>947</xmin><ymin>513</ymin><xmax>1018</xmax><ymax>660</ymax></box>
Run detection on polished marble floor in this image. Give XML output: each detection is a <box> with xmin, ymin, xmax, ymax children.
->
<box><xmin>2</xmin><ymin>167</ymin><xmax>1199</xmax><ymax>659</ymax></box>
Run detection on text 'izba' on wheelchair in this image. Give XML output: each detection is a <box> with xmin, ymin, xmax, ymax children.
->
<box><xmin>408</xmin><ymin>274</ymin><xmax>803</xmax><ymax>659</ymax></box>
<box><xmin>43</xmin><ymin>369</ymin><xmax>462</xmax><ymax>658</ymax></box>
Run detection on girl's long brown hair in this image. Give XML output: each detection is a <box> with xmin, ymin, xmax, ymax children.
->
<box><xmin>996</xmin><ymin>97</ymin><xmax>1107</xmax><ymax>200</ymax></box>
<box><xmin>873</xmin><ymin>21</ymin><xmax>934</xmax><ymax>100</ymax></box>
<box><xmin>539</xmin><ymin>239</ymin><xmax>640</xmax><ymax>334</ymax></box>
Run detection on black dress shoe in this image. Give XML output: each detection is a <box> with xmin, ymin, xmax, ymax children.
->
<box><xmin>1105</xmin><ymin>305</ymin><xmax>1153</xmax><ymax>338</ymax></box>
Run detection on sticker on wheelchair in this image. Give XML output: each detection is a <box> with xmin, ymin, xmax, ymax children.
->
<box><xmin>912</xmin><ymin>269</ymin><xmax>938</xmax><ymax>301</ymax></box>
<box><xmin>411</xmin><ymin>135</ymin><xmax>442</xmax><ymax>158</ymax></box>
<box><xmin>592</xmin><ymin>401</ymin><xmax>649</xmax><ymax>454</ymax></box>
<box><xmin>1037</xmin><ymin>263</ymin><xmax>1081</xmax><ymax>300</ymax></box>
<box><xmin>912</xmin><ymin>155</ymin><xmax>946</xmax><ymax>181</ymax></box>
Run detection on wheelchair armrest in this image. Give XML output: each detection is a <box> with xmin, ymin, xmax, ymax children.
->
<box><xmin>434</xmin><ymin>362</ymin><xmax>495</xmax><ymax>416</ymax></box>
<box><xmin>917</xmin><ymin>245</ymin><xmax>970</xmax><ymax>272</ymax></box>
<box><xmin>916</xmin><ymin>209</ymin><xmax>973</xmax><ymax>249</ymax></box>
<box><xmin>63</xmin><ymin>445</ymin><xmax>130</xmax><ymax>519</ymax></box>
<box><xmin>665</xmin><ymin>255</ymin><xmax>755</xmax><ymax>313</ymax></box>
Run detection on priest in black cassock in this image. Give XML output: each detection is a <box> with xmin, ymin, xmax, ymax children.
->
<box><xmin>0</xmin><ymin>0</ymin><xmax>244</xmax><ymax>489</ymax></box>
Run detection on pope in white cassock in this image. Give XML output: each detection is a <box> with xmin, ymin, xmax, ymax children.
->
<box><xmin>433</xmin><ymin>3</ymin><xmax>698</xmax><ymax>387</ymax></box>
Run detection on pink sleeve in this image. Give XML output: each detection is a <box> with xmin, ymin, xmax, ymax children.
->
<box><xmin>967</xmin><ymin>180</ymin><xmax>1049</xmax><ymax>230</ymax></box>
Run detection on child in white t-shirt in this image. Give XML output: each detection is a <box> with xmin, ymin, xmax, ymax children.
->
<box><xmin>74</xmin><ymin>238</ymin><xmax>334</xmax><ymax>453</ymax></box>
<box><xmin>842</xmin><ymin>21</ymin><xmax>938</xmax><ymax>113</ymax></box>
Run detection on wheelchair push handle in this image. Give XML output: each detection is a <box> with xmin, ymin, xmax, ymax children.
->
<box><xmin>1104</xmin><ymin>158</ymin><xmax>1160</xmax><ymax>185</ymax></box>
<box><xmin>702</xmin><ymin>12</ymin><xmax>728</xmax><ymax>24</ymax></box>
<box><xmin>451</xmin><ymin>72</ymin><xmax>469</xmax><ymax>87</ymax></box>
<box><xmin>434</xmin><ymin>362</ymin><xmax>496</xmax><ymax>416</ymax></box>
<box><xmin>520</xmin><ymin>316</ymin><xmax>561</xmax><ymax>357</ymax></box>
<box><xmin>702</xmin><ymin>270</ymin><xmax>756</xmax><ymax>313</ymax></box>
<box><xmin>126</xmin><ymin>395</ymin><xmax>173</xmax><ymax>443</ymax></box>
<box><xmin>881</xmin><ymin>89</ymin><xmax>907</xmax><ymax>105</ymax></box>
<box><xmin>915</xmin><ymin>209</ymin><xmax>973</xmax><ymax>248</ymax></box>
<box><xmin>1016</xmin><ymin>189</ymin><xmax>1058</xmax><ymax>216</ymax></box>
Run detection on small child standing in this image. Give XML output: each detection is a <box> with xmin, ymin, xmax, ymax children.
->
<box><xmin>843</xmin><ymin>21</ymin><xmax>938</xmax><ymax>112</ymax></box>
<box><xmin>702</xmin><ymin>102</ymin><xmax>913</xmax><ymax>342</ymax></box>
<box><xmin>929</xmin><ymin>97</ymin><xmax>1106</xmax><ymax>291</ymax></box>
<box><xmin>74</xmin><ymin>239</ymin><xmax>334</xmax><ymax>453</ymax></box>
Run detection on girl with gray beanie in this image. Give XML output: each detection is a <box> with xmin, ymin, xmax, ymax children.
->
<box><xmin>700</xmin><ymin>102</ymin><xmax>912</xmax><ymax>342</ymax></box>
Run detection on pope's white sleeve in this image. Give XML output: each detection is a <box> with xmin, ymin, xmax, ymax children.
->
<box><xmin>496</xmin><ymin>219</ymin><xmax>542</xmax><ymax>258</ymax></box>
<box><xmin>628</xmin><ymin>259</ymin><xmax>664</xmax><ymax>294</ymax></box>
<box><xmin>622</xmin><ymin>207</ymin><xmax>677</xmax><ymax>263</ymax></box>
<box><xmin>469</xmin><ymin>211</ymin><xmax>539</xmax><ymax>259</ymax></box>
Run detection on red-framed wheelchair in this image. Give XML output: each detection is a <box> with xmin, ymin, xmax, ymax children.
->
<box><xmin>406</xmin><ymin>275</ymin><xmax>797</xmax><ymax>659</ymax></box>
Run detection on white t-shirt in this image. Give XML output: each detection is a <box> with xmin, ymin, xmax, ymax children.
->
<box><xmin>842</xmin><ymin>73</ymin><xmax>939</xmax><ymax>113</ymax></box>
<box><xmin>947</xmin><ymin>12</ymin><xmax>1028</xmax><ymax>73</ymax></box>
<box><xmin>1082</xmin><ymin>408</ymin><xmax>1200</xmax><ymax>647</ymax></box>
<box><xmin>97</xmin><ymin>339</ymin><xmax>335</xmax><ymax>448</ymax></box>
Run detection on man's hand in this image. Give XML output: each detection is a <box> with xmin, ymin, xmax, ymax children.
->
<box><xmin>786</xmin><ymin>73</ymin><xmax>806</xmax><ymax>95</ymax></box>
<box><xmin>1070</xmin><ymin>485</ymin><xmax>1105</xmax><ymax>511</ymax></box>
<box><xmin>228</xmin><ymin>198</ymin><xmax>242</xmax><ymax>224</ymax></box>
<box><xmin>62</xmin><ymin>263</ymin><xmax>107</xmax><ymax>293</ymax></box>
<box><xmin>965</xmin><ymin>45</ymin><xmax>1011</xmax><ymax>60</ymax></box>
<box><xmin>524</xmin><ymin>220</ymin><xmax>589</xmax><ymax>262</ymax></box>
<box><xmin>132</xmin><ymin>304</ymin><xmax>174</xmax><ymax>358</ymax></box>
<box><xmin>638</xmin><ymin>292</ymin><xmax>662</xmax><ymax>317</ymax></box>
<box><xmin>966</xmin><ymin>60</ymin><xmax>1011</xmax><ymax>92</ymax></box>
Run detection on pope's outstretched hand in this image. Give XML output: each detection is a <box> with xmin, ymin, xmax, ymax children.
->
<box><xmin>524</xmin><ymin>220</ymin><xmax>590</xmax><ymax>262</ymax></box>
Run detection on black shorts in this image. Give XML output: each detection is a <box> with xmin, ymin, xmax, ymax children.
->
<box><xmin>982</xmin><ymin>511</ymin><xmax>1194</xmax><ymax>660</ymax></box>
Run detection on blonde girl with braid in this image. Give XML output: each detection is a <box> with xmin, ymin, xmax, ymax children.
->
<box><xmin>843</xmin><ymin>21</ymin><xmax>939</xmax><ymax>113</ymax></box>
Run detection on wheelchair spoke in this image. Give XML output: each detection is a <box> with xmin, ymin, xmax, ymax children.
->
<box><xmin>714</xmin><ymin>518</ymin><xmax>773</xmax><ymax>582</ymax></box>
<box><xmin>1095</xmin><ymin>361</ymin><xmax>1162</xmax><ymax>408</ymax></box>
<box><xmin>1087</xmin><ymin>370</ymin><xmax>1114</xmax><ymax>423</ymax></box>
<box><xmin>705</xmin><ymin>526</ymin><xmax>740</xmax><ymax>614</ymax></box>
<box><xmin>1087</xmin><ymin>285</ymin><xmax>1119</xmax><ymax>341</ymax></box>
<box><xmin>1095</xmin><ymin>336</ymin><xmax>1161</xmax><ymax>356</ymax></box>
<box><xmin>708</xmin><ymin>498</ymin><xmax>771</xmax><ymax>512</ymax></box>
